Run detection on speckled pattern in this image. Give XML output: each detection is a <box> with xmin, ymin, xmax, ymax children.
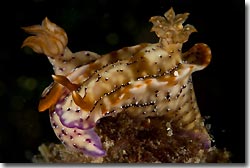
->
<box><xmin>22</xmin><ymin>8</ymin><xmax>212</xmax><ymax>158</ymax></box>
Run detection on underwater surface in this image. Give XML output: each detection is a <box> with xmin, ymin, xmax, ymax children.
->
<box><xmin>0</xmin><ymin>0</ymin><xmax>245</xmax><ymax>163</ymax></box>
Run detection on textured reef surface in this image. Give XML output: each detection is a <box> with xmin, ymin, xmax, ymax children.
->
<box><xmin>22</xmin><ymin>8</ymin><xmax>230</xmax><ymax>163</ymax></box>
<box><xmin>33</xmin><ymin>113</ymin><xmax>230</xmax><ymax>163</ymax></box>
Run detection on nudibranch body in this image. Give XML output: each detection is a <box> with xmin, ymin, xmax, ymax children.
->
<box><xmin>22</xmin><ymin>8</ymin><xmax>212</xmax><ymax>157</ymax></box>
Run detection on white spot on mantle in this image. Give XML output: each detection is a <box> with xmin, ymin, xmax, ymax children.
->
<box><xmin>174</xmin><ymin>71</ymin><xmax>179</xmax><ymax>77</ymax></box>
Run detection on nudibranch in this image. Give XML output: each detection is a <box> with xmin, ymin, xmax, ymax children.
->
<box><xmin>22</xmin><ymin>8</ymin><xmax>212</xmax><ymax>157</ymax></box>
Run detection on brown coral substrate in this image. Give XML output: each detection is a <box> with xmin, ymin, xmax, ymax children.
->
<box><xmin>32</xmin><ymin>112</ymin><xmax>230</xmax><ymax>163</ymax></box>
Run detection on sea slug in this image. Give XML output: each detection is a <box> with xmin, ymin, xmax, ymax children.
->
<box><xmin>22</xmin><ymin>8</ymin><xmax>212</xmax><ymax>158</ymax></box>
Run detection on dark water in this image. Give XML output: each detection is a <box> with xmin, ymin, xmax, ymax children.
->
<box><xmin>0</xmin><ymin>0</ymin><xmax>245</xmax><ymax>163</ymax></box>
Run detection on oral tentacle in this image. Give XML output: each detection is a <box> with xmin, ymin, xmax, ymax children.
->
<box><xmin>52</xmin><ymin>75</ymin><xmax>80</xmax><ymax>91</ymax></box>
<box><xmin>38</xmin><ymin>82</ymin><xmax>64</xmax><ymax>112</ymax></box>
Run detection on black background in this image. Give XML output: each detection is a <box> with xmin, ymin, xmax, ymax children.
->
<box><xmin>0</xmin><ymin>0</ymin><xmax>245</xmax><ymax>163</ymax></box>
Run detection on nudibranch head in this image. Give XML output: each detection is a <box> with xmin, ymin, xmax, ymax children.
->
<box><xmin>22</xmin><ymin>8</ymin><xmax>212</xmax><ymax>158</ymax></box>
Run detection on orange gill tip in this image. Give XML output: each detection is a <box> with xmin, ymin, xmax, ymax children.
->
<box><xmin>52</xmin><ymin>75</ymin><xmax>79</xmax><ymax>92</ymax></box>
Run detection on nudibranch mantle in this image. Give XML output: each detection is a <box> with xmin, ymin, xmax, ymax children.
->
<box><xmin>22</xmin><ymin>8</ymin><xmax>212</xmax><ymax>157</ymax></box>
